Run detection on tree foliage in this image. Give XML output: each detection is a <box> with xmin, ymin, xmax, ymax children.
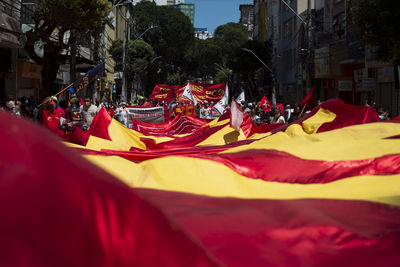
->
<box><xmin>109</xmin><ymin>39</ymin><xmax>155</xmax><ymax>84</ymax></box>
<box><xmin>184</xmin><ymin>38</ymin><xmax>222</xmax><ymax>81</ymax></box>
<box><xmin>214</xmin><ymin>22</ymin><xmax>247</xmax><ymax>64</ymax></box>
<box><xmin>127</xmin><ymin>1</ymin><xmax>195</xmax><ymax>93</ymax></box>
<box><xmin>131</xmin><ymin>1</ymin><xmax>194</xmax><ymax>68</ymax></box>
<box><xmin>24</xmin><ymin>0</ymin><xmax>111</xmax><ymax>96</ymax></box>
<box><xmin>352</xmin><ymin>0</ymin><xmax>400</xmax><ymax>60</ymax></box>
<box><xmin>230</xmin><ymin>40</ymin><xmax>273</xmax><ymax>100</ymax></box>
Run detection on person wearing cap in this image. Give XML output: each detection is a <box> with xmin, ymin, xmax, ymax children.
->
<box><xmin>200</xmin><ymin>100</ymin><xmax>211</xmax><ymax>118</ymax></box>
<box><xmin>40</xmin><ymin>98</ymin><xmax>62</xmax><ymax>134</ymax></box>
<box><xmin>80</xmin><ymin>96</ymin><xmax>97</xmax><ymax>131</ymax></box>
<box><xmin>50</xmin><ymin>96</ymin><xmax>65</xmax><ymax>119</ymax></box>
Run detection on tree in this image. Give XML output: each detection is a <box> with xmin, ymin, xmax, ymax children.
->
<box><xmin>214</xmin><ymin>67</ymin><xmax>232</xmax><ymax>84</ymax></box>
<box><xmin>131</xmin><ymin>2</ymin><xmax>195</xmax><ymax>73</ymax></box>
<box><xmin>183</xmin><ymin>38</ymin><xmax>223</xmax><ymax>81</ymax></box>
<box><xmin>230</xmin><ymin>40</ymin><xmax>273</xmax><ymax>101</ymax></box>
<box><xmin>214</xmin><ymin>23</ymin><xmax>247</xmax><ymax>65</ymax></box>
<box><xmin>24</xmin><ymin>0</ymin><xmax>111</xmax><ymax>96</ymax></box>
<box><xmin>109</xmin><ymin>39</ymin><xmax>155</xmax><ymax>96</ymax></box>
<box><xmin>352</xmin><ymin>0</ymin><xmax>400</xmax><ymax>60</ymax></box>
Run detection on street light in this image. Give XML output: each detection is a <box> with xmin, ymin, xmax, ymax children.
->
<box><xmin>112</xmin><ymin>0</ymin><xmax>132</xmax><ymax>101</ymax></box>
<box><xmin>241</xmin><ymin>48</ymin><xmax>276</xmax><ymax>104</ymax></box>
<box><xmin>133</xmin><ymin>25</ymin><xmax>158</xmax><ymax>42</ymax></box>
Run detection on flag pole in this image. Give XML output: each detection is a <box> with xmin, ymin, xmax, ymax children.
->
<box><xmin>37</xmin><ymin>82</ymin><xmax>74</xmax><ymax>108</ymax></box>
<box><xmin>299</xmin><ymin>104</ymin><xmax>307</xmax><ymax>118</ymax></box>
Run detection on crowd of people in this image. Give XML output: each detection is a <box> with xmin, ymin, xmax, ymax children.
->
<box><xmin>0</xmin><ymin>95</ymin><xmax>395</xmax><ymax>136</ymax></box>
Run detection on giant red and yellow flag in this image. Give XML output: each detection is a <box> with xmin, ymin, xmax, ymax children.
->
<box><xmin>1</xmin><ymin>98</ymin><xmax>400</xmax><ymax>266</ymax></box>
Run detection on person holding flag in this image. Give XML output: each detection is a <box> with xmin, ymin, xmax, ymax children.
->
<box><xmin>298</xmin><ymin>85</ymin><xmax>316</xmax><ymax>116</ymax></box>
<box><xmin>258</xmin><ymin>95</ymin><xmax>272</xmax><ymax>113</ymax></box>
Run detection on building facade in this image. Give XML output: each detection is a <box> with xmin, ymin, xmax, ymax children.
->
<box><xmin>175</xmin><ymin>3</ymin><xmax>195</xmax><ymax>25</ymax></box>
<box><xmin>195</xmin><ymin>28</ymin><xmax>212</xmax><ymax>40</ymax></box>
<box><xmin>0</xmin><ymin>0</ymin><xmax>22</xmax><ymax>101</ymax></box>
<box><xmin>253</xmin><ymin>0</ymin><xmax>399</xmax><ymax>116</ymax></box>
<box><xmin>240</xmin><ymin>4</ymin><xmax>255</xmax><ymax>40</ymax></box>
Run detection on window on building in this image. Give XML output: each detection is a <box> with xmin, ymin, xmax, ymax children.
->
<box><xmin>283</xmin><ymin>18</ymin><xmax>292</xmax><ymax>40</ymax></box>
<box><xmin>333</xmin><ymin>12</ymin><xmax>346</xmax><ymax>40</ymax></box>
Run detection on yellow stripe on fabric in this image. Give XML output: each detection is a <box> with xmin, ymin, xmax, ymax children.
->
<box><xmin>105</xmin><ymin>120</ymin><xmax>147</xmax><ymax>150</ymax></box>
<box><xmin>101</xmin><ymin>120</ymin><xmax>174</xmax><ymax>150</ymax></box>
<box><xmin>63</xmin><ymin>142</ymin><xmax>87</xmax><ymax>149</ymax></box>
<box><xmin>222</xmin><ymin>122</ymin><xmax>400</xmax><ymax>161</ymax></box>
<box><xmin>196</xmin><ymin>125</ymin><xmax>247</xmax><ymax>146</ymax></box>
<box><xmin>207</xmin><ymin>118</ymin><xmax>228</xmax><ymax>128</ymax></box>
<box><xmin>247</xmin><ymin>132</ymin><xmax>272</xmax><ymax>140</ymax></box>
<box><xmin>302</xmin><ymin>108</ymin><xmax>336</xmax><ymax>134</ymax></box>
<box><xmin>84</xmin><ymin>154</ymin><xmax>400</xmax><ymax>207</ymax></box>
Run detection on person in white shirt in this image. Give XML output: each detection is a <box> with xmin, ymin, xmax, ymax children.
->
<box><xmin>118</xmin><ymin>102</ymin><xmax>129</xmax><ymax>126</ymax></box>
<box><xmin>270</xmin><ymin>106</ymin><xmax>285</xmax><ymax>124</ymax></box>
<box><xmin>80</xmin><ymin>97</ymin><xmax>98</xmax><ymax>131</ymax></box>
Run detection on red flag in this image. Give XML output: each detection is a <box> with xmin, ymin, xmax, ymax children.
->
<box><xmin>299</xmin><ymin>85</ymin><xmax>316</xmax><ymax>109</ymax></box>
<box><xmin>165</xmin><ymin>87</ymin><xmax>177</xmax><ymax>103</ymax></box>
<box><xmin>276</xmin><ymin>103</ymin><xmax>284</xmax><ymax>116</ymax></box>
<box><xmin>230</xmin><ymin>98</ymin><xmax>244</xmax><ymax>131</ymax></box>
<box><xmin>258</xmin><ymin>96</ymin><xmax>271</xmax><ymax>113</ymax></box>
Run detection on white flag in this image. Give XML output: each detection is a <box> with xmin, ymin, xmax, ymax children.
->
<box><xmin>182</xmin><ymin>83</ymin><xmax>197</xmax><ymax>104</ymax></box>
<box><xmin>236</xmin><ymin>91</ymin><xmax>245</xmax><ymax>104</ymax></box>
<box><xmin>230</xmin><ymin>98</ymin><xmax>244</xmax><ymax>131</ymax></box>
<box><xmin>213</xmin><ymin>84</ymin><xmax>229</xmax><ymax>114</ymax></box>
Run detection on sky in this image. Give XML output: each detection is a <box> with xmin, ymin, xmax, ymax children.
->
<box><xmin>185</xmin><ymin>0</ymin><xmax>253</xmax><ymax>35</ymax></box>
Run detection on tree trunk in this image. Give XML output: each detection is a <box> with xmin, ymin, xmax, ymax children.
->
<box><xmin>25</xmin><ymin>30</ymin><xmax>62</xmax><ymax>99</ymax></box>
<box><xmin>40</xmin><ymin>59</ymin><xmax>60</xmax><ymax>99</ymax></box>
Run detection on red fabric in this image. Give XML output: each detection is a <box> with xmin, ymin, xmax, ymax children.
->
<box><xmin>40</xmin><ymin>108</ymin><xmax>61</xmax><ymax>134</ymax></box>
<box><xmin>299</xmin><ymin>85</ymin><xmax>316</xmax><ymax>109</ymax></box>
<box><xmin>151</xmin><ymin>82</ymin><xmax>226</xmax><ymax>104</ymax></box>
<box><xmin>0</xmin><ymin>111</ymin><xmax>221</xmax><ymax>267</ymax></box>
<box><xmin>165</xmin><ymin>86</ymin><xmax>177</xmax><ymax>103</ymax></box>
<box><xmin>106</xmin><ymin>107</ymin><xmax>115</xmax><ymax>118</ymax></box>
<box><xmin>258</xmin><ymin>96</ymin><xmax>271</xmax><ymax>113</ymax></box>
<box><xmin>150</xmin><ymin>84</ymin><xmax>178</xmax><ymax>102</ymax></box>
<box><xmin>136</xmin><ymin>188</ymin><xmax>400</xmax><ymax>267</ymax></box>
<box><xmin>192</xmin><ymin>149</ymin><xmax>400</xmax><ymax>184</ymax></box>
<box><xmin>56</xmin><ymin>107</ymin><xmax>65</xmax><ymax>118</ymax></box>
<box><xmin>163</xmin><ymin>106</ymin><xmax>171</xmax><ymax>122</ymax></box>
<box><xmin>131</xmin><ymin>114</ymin><xmax>207</xmax><ymax>136</ymax></box>
<box><xmin>394</xmin><ymin>115</ymin><xmax>400</xmax><ymax>121</ymax></box>
<box><xmin>77</xmin><ymin>140</ymin><xmax>256</xmax><ymax>162</ymax></box>
<box><xmin>239</xmin><ymin>113</ymin><xmax>254</xmax><ymax>137</ymax></box>
<box><xmin>244</xmin><ymin>122</ymin><xmax>282</xmax><ymax>137</ymax></box>
<box><xmin>85</xmin><ymin>107</ymin><xmax>113</xmax><ymax>141</ymax></box>
<box><xmin>266</xmin><ymin>99</ymin><xmax>381</xmax><ymax>136</ymax></box>
<box><xmin>276</xmin><ymin>103</ymin><xmax>284</xmax><ymax>116</ymax></box>
<box><xmin>141</xmin><ymin>101</ymin><xmax>154</xmax><ymax>108</ymax></box>
<box><xmin>140</xmin><ymin>123</ymin><xmax>228</xmax><ymax>150</ymax></box>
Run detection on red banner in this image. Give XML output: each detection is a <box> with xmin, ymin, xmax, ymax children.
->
<box><xmin>150</xmin><ymin>82</ymin><xmax>226</xmax><ymax>104</ymax></box>
<box><xmin>150</xmin><ymin>84</ymin><xmax>179</xmax><ymax>102</ymax></box>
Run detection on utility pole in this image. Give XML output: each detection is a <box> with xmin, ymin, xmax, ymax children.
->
<box><xmin>306</xmin><ymin>0</ymin><xmax>313</xmax><ymax>93</ymax></box>
<box><xmin>122</xmin><ymin>6</ymin><xmax>130</xmax><ymax>102</ymax></box>
<box><xmin>70</xmin><ymin>29</ymin><xmax>77</xmax><ymax>97</ymax></box>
